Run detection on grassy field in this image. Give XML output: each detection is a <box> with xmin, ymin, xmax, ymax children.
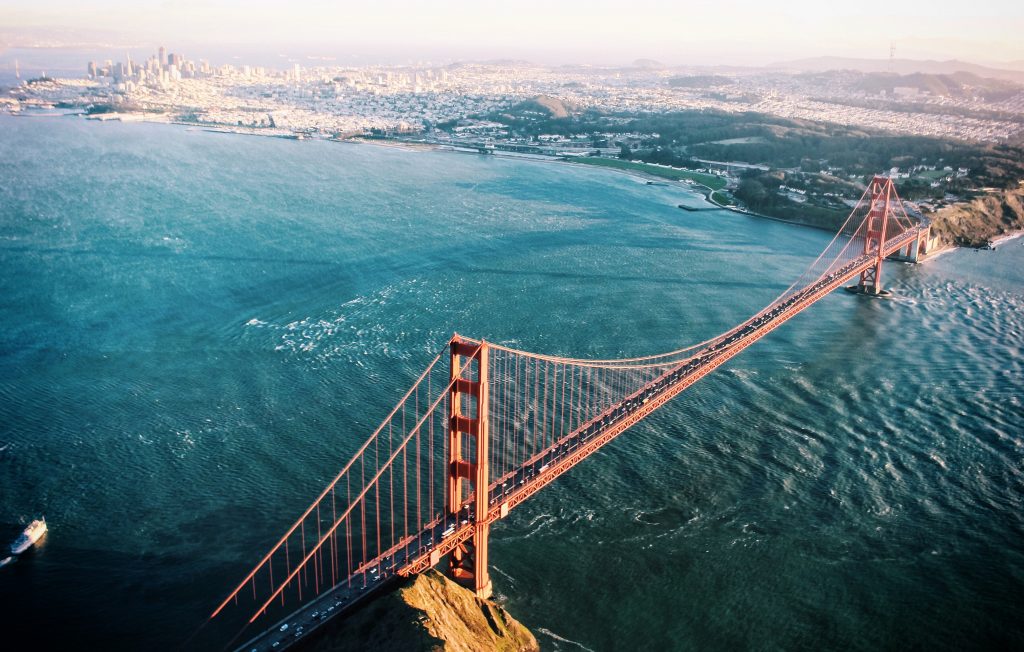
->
<box><xmin>914</xmin><ymin>169</ymin><xmax>950</xmax><ymax>181</ymax></box>
<box><xmin>710</xmin><ymin>190</ymin><xmax>731</xmax><ymax>206</ymax></box>
<box><xmin>566</xmin><ymin>157</ymin><xmax>727</xmax><ymax>190</ymax></box>
<box><xmin>705</xmin><ymin>136</ymin><xmax>769</xmax><ymax>146</ymax></box>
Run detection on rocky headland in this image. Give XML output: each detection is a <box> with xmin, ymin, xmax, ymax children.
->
<box><xmin>301</xmin><ymin>570</ymin><xmax>538</xmax><ymax>652</ymax></box>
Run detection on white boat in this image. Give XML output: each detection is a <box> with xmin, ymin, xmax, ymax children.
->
<box><xmin>10</xmin><ymin>517</ymin><xmax>46</xmax><ymax>555</ymax></box>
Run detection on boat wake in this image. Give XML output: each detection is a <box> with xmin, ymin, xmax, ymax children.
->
<box><xmin>537</xmin><ymin>627</ymin><xmax>597</xmax><ymax>651</ymax></box>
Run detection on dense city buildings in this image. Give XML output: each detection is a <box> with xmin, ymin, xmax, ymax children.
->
<box><xmin>4</xmin><ymin>46</ymin><xmax>1023</xmax><ymax>226</ymax></box>
<box><xmin>6</xmin><ymin>46</ymin><xmax>1022</xmax><ymax>144</ymax></box>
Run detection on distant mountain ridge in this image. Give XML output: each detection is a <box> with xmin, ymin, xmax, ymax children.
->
<box><xmin>769</xmin><ymin>56</ymin><xmax>1024</xmax><ymax>84</ymax></box>
<box><xmin>850</xmin><ymin>71</ymin><xmax>1022</xmax><ymax>100</ymax></box>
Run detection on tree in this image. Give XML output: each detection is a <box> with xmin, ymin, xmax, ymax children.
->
<box><xmin>735</xmin><ymin>179</ymin><xmax>768</xmax><ymax>210</ymax></box>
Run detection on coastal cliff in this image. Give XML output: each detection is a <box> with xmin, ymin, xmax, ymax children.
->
<box><xmin>302</xmin><ymin>570</ymin><xmax>538</xmax><ymax>652</ymax></box>
<box><xmin>929</xmin><ymin>188</ymin><xmax>1024</xmax><ymax>248</ymax></box>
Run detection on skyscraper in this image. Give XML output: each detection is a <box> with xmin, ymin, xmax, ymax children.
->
<box><xmin>158</xmin><ymin>46</ymin><xmax>166</xmax><ymax>68</ymax></box>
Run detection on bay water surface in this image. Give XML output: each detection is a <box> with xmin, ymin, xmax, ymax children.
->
<box><xmin>1</xmin><ymin>114</ymin><xmax>1022</xmax><ymax>650</ymax></box>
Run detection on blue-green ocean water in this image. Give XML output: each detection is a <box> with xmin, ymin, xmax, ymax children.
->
<box><xmin>1</xmin><ymin>114</ymin><xmax>1022</xmax><ymax>650</ymax></box>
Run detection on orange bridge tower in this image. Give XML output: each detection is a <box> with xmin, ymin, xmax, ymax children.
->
<box><xmin>854</xmin><ymin>175</ymin><xmax>895</xmax><ymax>296</ymax></box>
<box><xmin>446</xmin><ymin>336</ymin><xmax>492</xmax><ymax>598</ymax></box>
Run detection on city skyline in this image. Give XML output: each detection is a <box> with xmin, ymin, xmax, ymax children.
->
<box><xmin>2</xmin><ymin>0</ymin><xmax>1023</xmax><ymax>67</ymax></box>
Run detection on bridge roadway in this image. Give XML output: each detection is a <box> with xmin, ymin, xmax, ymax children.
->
<box><xmin>236</xmin><ymin>227</ymin><xmax>924</xmax><ymax>651</ymax></box>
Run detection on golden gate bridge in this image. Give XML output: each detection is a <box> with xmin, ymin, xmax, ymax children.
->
<box><xmin>205</xmin><ymin>176</ymin><xmax>931</xmax><ymax>650</ymax></box>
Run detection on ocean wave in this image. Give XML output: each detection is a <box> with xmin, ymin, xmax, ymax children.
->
<box><xmin>243</xmin><ymin>278</ymin><xmax>450</xmax><ymax>365</ymax></box>
<box><xmin>536</xmin><ymin>627</ymin><xmax>597</xmax><ymax>652</ymax></box>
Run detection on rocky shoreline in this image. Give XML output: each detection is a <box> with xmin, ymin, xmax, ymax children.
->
<box><xmin>302</xmin><ymin>570</ymin><xmax>538</xmax><ymax>652</ymax></box>
<box><xmin>928</xmin><ymin>188</ymin><xmax>1024</xmax><ymax>249</ymax></box>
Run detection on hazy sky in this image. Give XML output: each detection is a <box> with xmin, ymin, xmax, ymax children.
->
<box><xmin>3</xmin><ymin>0</ymin><xmax>1023</xmax><ymax>66</ymax></box>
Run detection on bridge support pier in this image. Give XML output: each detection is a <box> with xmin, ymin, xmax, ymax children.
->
<box><xmin>901</xmin><ymin>237</ymin><xmax>920</xmax><ymax>263</ymax></box>
<box><xmin>888</xmin><ymin>224</ymin><xmax>930</xmax><ymax>264</ymax></box>
<box><xmin>446</xmin><ymin>335</ymin><xmax>492</xmax><ymax>599</ymax></box>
